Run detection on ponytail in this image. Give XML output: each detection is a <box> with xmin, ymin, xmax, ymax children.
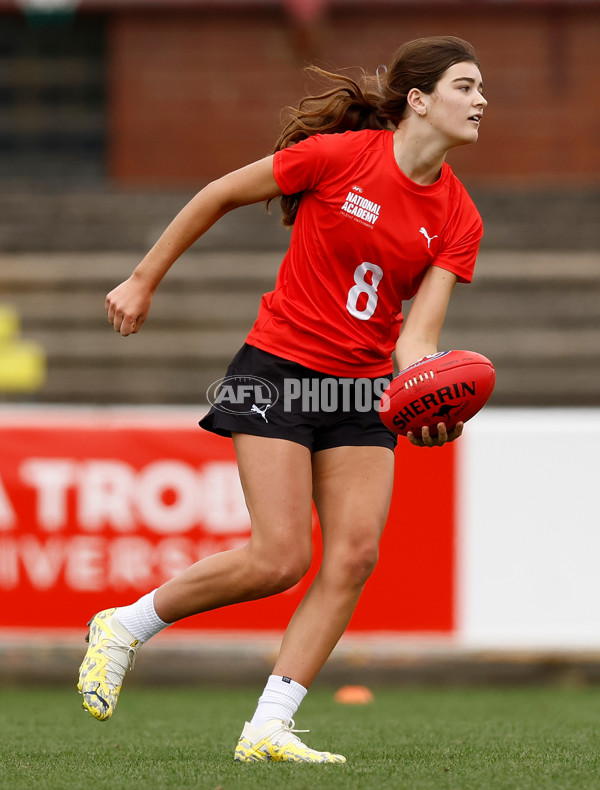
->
<box><xmin>272</xmin><ymin>36</ymin><xmax>479</xmax><ymax>226</ymax></box>
<box><xmin>272</xmin><ymin>67</ymin><xmax>390</xmax><ymax>226</ymax></box>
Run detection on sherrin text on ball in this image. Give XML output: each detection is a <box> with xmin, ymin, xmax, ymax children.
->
<box><xmin>379</xmin><ymin>350</ymin><xmax>495</xmax><ymax>436</ymax></box>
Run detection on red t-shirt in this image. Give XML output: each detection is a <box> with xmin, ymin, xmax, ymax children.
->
<box><xmin>246</xmin><ymin>129</ymin><xmax>483</xmax><ymax>377</ymax></box>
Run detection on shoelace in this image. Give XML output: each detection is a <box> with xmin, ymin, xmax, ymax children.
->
<box><xmin>275</xmin><ymin>718</ymin><xmax>310</xmax><ymax>747</ymax></box>
<box><xmin>101</xmin><ymin>642</ymin><xmax>138</xmax><ymax>687</ymax></box>
<box><xmin>286</xmin><ymin>718</ymin><xmax>309</xmax><ymax>734</ymax></box>
<box><xmin>277</xmin><ymin>719</ymin><xmax>344</xmax><ymax>760</ymax></box>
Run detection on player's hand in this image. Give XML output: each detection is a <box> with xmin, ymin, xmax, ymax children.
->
<box><xmin>407</xmin><ymin>422</ymin><xmax>464</xmax><ymax>448</ymax></box>
<box><xmin>105</xmin><ymin>276</ymin><xmax>153</xmax><ymax>336</ymax></box>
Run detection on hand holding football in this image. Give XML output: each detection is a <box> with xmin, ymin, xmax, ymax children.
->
<box><xmin>379</xmin><ymin>350</ymin><xmax>495</xmax><ymax>437</ymax></box>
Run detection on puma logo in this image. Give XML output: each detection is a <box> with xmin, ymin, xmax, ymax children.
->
<box><xmin>251</xmin><ymin>403</ymin><xmax>271</xmax><ymax>423</ymax></box>
<box><xmin>419</xmin><ymin>227</ymin><xmax>438</xmax><ymax>248</ymax></box>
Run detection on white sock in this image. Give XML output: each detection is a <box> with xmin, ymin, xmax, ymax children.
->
<box><xmin>249</xmin><ymin>674</ymin><xmax>307</xmax><ymax>728</ymax></box>
<box><xmin>115</xmin><ymin>589</ymin><xmax>171</xmax><ymax>643</ymax></box>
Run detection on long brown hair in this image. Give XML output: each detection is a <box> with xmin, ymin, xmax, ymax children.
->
<box><xmin>273</xmin><ymin>36</ymin><xmax>480</xmax><ymax>226</ymax></box>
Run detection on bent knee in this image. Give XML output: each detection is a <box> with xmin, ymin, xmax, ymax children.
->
<box><xmin>271</xmin><ymin>563</ymin><xmax>309</xmax><ymax>593</ymax></box>
<box><xmin>247</xmin><ymin>547</ymin><xmax>312</xmax><ymax>595</ymax></box>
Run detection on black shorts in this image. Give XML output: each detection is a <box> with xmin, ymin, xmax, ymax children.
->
<box><xmin>199</xmin><ymin>344</ymin><xmax>397</xmax><ymax>453</ymax></box>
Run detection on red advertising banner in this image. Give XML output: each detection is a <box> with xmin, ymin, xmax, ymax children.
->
<box><xmin>0</xmin><ymin>410</ymin><xmax>455</xmax><ymax>634</ymax></box>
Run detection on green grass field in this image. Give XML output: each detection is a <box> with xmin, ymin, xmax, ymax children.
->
<box><xmin>1</xmin><ymin>684</ymin><xmax>600</xmax><ymax>790</ymax></box>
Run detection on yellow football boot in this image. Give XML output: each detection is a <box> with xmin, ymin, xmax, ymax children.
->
<box><xmin>77</xmin><ymin>608</ymin><xmax>141</xmax><ymax>721</ymax></box>
<box><xmin>234</xmin><ymin>719</ymin><xmax>346</xmax><ymax>763</ymax></box>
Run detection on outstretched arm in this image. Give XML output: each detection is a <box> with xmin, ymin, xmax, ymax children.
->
<box><xmin>106</xmin><ymin>155</ymin><xmax>281</xmax><ymax>336</ymax></box>
<box><xmin>395</xmin><ymin>265</ymin><xmax>463</xmax><ymax>447</ymax></box>
<box><xmin>395</xmin><ymin>265</ymin><xmax>456</xmax><ymax>369</ymax></box>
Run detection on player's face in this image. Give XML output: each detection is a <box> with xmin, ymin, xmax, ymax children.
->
<box><xmin>426</xmin><ymin>61</ymin><xmax>487</xmax><ymax>147</ymax></box>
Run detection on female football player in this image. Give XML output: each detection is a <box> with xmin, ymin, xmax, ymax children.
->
<box><xmin>78</xmin><ymin>35</ymin><xmax>486</xmax><ymax>763</ymax></box>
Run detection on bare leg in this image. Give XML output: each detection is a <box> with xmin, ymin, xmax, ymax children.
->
<box><xmin>78</xmin><ymin>434</ymin><xmax>315</xmax><ymax>725</ymax></box>
<box><xmin>154</xmin><ymin>435</ymin><xmax>314</xmax><ymax>623</ymax></box>
<box><xmin>272</xmin><ymin>445</ymin><xmax>395</xmax><ymax>687</ymax></box>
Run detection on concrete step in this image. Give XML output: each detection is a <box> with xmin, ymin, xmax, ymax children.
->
<box><xmin>0</xmin><ymin>251</ymin><xmax>598</xmax><ymax>407</ymax></box>
<box><xmin>0</xmin><ymin>188</ymin><xmax>598</xmax><ymax>252</ymax></box>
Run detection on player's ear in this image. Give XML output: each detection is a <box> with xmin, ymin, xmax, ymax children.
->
<box><xmin>406</xmin><ymin>88</ymin><xmax>427</xmax><ymax>118</ymax></box>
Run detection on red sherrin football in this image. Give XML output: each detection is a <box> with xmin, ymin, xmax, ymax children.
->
<box><xmin>379</xmin><ymin>350</ymin><xmax>495</xmax><ymax>436</ymax></box>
